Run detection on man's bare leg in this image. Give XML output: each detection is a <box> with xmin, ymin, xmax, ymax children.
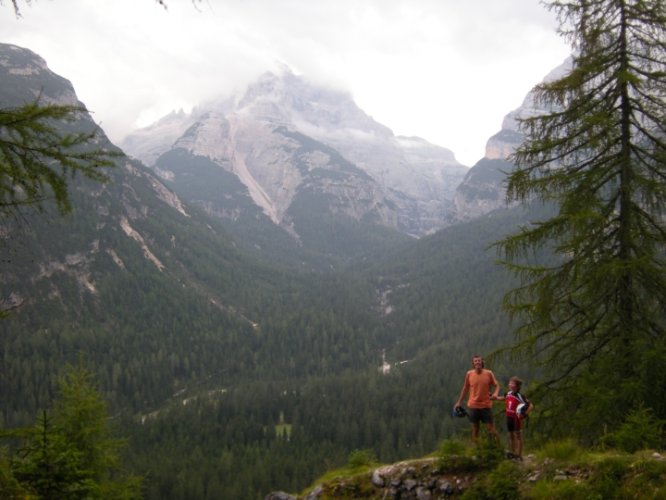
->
<box><xmin>486</xmin><ymin>422</ymin><xmax>500</xmax><ymax>443</ymax></box>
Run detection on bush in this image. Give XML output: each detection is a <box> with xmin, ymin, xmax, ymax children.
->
<box><xmin>437</xmin><ymin>438</ymin><xmax>480</xmax><ymax>472</ymax></box>
<box><xmin>603</xmin><ymin>406</ymin><xmax>665</xmax><ymax>453</ymax></box>
<box><xmin>0</xmin><ymin>455</ymin><xmax>31</xmax><ymax>499</ymax></box>
<box><xmin>461</xmin><ymin>461</ymin><xmax>521</xmax><ymax>500</ymax></box>
<box><xmin>438</xmin><ymin>438</ymin><xmax>467</xmax><ymax>456</ymax></box>
<box><xmin>474</xmin><ymin>436</ymin><xmax>504</xmax><ymax>468</ymax></box>
<box><xmin>631</xmin><ymin>457</ymin><xmax>666</xmax><ymax>481</ymax></box>
<box><xmin>623</xmin><ymin>458</ymin><xmax>666</xmax><ymax>496</ymax></box>
<box><xmin>346</xmin><ymin>449</ymin><xmax>376</xmax><ymax>470</ymax></box>
<box><xmin>588</xmin><ymin>457</ymin><xmax>630</xmax><ymax>499</ymax></box>
<box><xmin>485</xmin><ymin>461</ymin><xmax>521</xmax><ymax>499</ymax></box>
<box><xmin>438</xmin><ymin>453</ymin><xmax>480</xmax><ymax>473</ymax></box>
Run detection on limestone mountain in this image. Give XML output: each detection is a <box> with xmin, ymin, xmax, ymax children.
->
<box><xmin>0</xmin><ymin>43</ymin><xmax>301</xmax><ymax>414</ymax></box>
<box><xmin>122</xmin><ymin>68</ymin><xmax>468</xmax><ymax>262</ymax></box>
<box><xmin>0</xmin><ymin>43</ymin><xmax>406</xmax><ymax>431</ymax></box>
<box><xmin>450</xmin><ymin>57</ymin><xmax>572</xmax><ymax>223</ymax></box>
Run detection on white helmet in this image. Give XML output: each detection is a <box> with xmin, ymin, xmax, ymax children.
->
<box><xmin>516</xmin><ymin>403</ymin><xmax>528</xmax><ymax>417</ymax></box>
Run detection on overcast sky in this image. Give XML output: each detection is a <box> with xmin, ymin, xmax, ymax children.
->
<box><xmin>1</xmin><ymin>0</ymin><xmax>570</xmax><ymax>166</ymax></box>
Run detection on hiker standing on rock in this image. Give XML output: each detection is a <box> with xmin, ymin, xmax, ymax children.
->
<box><xmin>454</xmin><ymin>355</ymin><xmax>500</xmax><ymax>445</ymax></box>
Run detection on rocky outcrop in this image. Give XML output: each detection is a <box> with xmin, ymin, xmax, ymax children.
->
<box><xmin>120</xmin><ymin>109</ymin><xmax>195</xmax><ymax>167</ymax></box>
<box><xmin>451</xmin><ymin>158</ymin><xmax>514</xmax><ymax>222</ymax></box>
<box><xmin>267</xmin><ymin>451</ymin><xmax>666</xmax><ymax>499</ymax></box>
<box><xmin>0</xmin><ymin>43</ymin><xmax>80</xmax><ymax>107</ymax></box>
<box><xmin>265</xmin><ymin>458</ymin><xmax>475</xmax><ymax>499</ymax></box>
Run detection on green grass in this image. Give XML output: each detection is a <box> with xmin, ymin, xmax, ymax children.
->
<box><xmin>536</xmin><ymin>438</ymin><xmax>585</xmax><ymax>462</ymax></box>
<box><xmin>293</xmin><ymin>439</ymin><xmax>666</xmax><ymax>500</ymax></box>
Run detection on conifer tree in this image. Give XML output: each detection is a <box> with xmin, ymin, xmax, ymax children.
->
<box><xmin>497</xmin><ymin>0</ymin><xmax>666</xmax><ymax>437</ymax></box>
<box><xmin>2</xmin><ymin>363</ymin><xmax>142</xmax><ymax>498</ymax></box>
<box><xmin>0</xmin><ymin>99</ymin><xmax>118</xmax><ymax>218</ymax></box>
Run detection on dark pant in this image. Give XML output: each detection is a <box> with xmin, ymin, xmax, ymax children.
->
<box><xmin>468</xmin><ymin>407</ymin><xmax>493</xmax><ymax>424</ymax></box>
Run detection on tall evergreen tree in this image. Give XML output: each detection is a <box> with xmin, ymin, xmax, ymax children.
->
<box><xmin>497</xmin><ymin>0</ymin><xmax>666</xmax><ymax>438</ymax></box>
<box><xmin>1</xmin><ymin>363</ymin><xmax>142</xmax><ymax>499</ymax></box>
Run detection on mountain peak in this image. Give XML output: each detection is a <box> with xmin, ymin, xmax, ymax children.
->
<box><xmin>273</xmin><ymin>60</ymin><xmax>296</xmax><ymax>77</ymax></box>
<box><xmin>235</xmin><ymin>67</ymin><xmax>375</xmax><ymax>133</ymax></box>
<box><xmin>0</xmin><ymin>43</ymin><xmax>79</xmax><ymax>107</ymax></box>
<box><xmin>122</xmin><ymin>68</ymin><xmax>467</xmax><ymax>237</ymax></box>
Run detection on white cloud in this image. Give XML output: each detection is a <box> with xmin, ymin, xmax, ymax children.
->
<box><xmin>1</xmin><ymin>0</ymin><xmax>570</xmax><ymax>165</ymax></box>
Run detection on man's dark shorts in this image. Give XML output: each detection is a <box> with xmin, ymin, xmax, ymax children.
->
<box><xmin>468</xmin><ymin>408</ymin><xmax>494</xmax><ymax>424</ymax></box>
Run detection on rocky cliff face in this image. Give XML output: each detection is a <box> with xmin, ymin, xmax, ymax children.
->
<box><xmin>0</xmin><ymin>43</ymin><xmax>230</xmax><ymax>313</ymax></box>
<box><xmin>0</xmin><ymin>43</ymin><xmax>79</xmax><ymax>107</ymax></box>
<box><xmin>450</xmin><ymin>57</ymin><xmax>572</xmax><ymax>223</ymax></box>
<box><xmin>122</xmin><ymin>68</ymin><xmax>468</xmax><ymax>238</ymax></box>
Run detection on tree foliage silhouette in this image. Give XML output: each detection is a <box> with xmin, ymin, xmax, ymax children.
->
<box><xmin>497</xmin><ymin>0</ymin><xmax>666</xmax><ymax>438</ymax></box>
<box><xmin>0</xmin><ymin>99</ymin><xmax>117</xmax><ymax>218</ymax></box>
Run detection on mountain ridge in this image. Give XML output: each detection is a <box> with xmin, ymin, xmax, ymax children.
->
<box><xmin>449</xmin><ymin>56</ymin><xmax>572</xmax><ymax>223</ymax></box>
<box><xmin>122</xmin><ymin>66</ymin><xmax>468</xmax><ymax>240</ymax></box>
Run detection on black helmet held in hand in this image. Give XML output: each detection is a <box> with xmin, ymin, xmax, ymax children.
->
<box><xmin>452</xmin><ymin>405</ymin><xmax>468</xmax><ymax>418</ymax></box>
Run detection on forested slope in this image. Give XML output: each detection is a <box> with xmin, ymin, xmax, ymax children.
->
<box><xmin>0</xmin><ymin>42</ymin><xmax>542</xmax><ymax>499</ymax></box>
<box><xmin>1</xmin><ymin>164</ymin><xmax>543</xmax><ymax>499</ymax></box>
<box><xmin>116</xmin><ymin>206</ymin><xmax>537</xmax><ymax>499</ymax></box>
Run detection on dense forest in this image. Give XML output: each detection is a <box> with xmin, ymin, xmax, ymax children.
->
<box><xmin>3</xmin><ymin>0</ymin><xmax>665</xmax><ymax>497</ymax></box>
<box><xmin>117</xmin><ymin>209</ymin><xmax>531</xmax><ymax>499</ymax></box>
<box><xmin>1</xmin><ymin>159</ymin><xmax>530</xmax><ymax>498</ymax></box>
<box><xmin>0</xmin><ymin>28</ymin><xmax>523</xmax><ymax>499</ymax></box>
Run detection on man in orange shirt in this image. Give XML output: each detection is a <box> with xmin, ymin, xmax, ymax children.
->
<box><xmin>454</xmin><ymin>354</ymin><xmax>500</xmax><ymax>444</ymax></box>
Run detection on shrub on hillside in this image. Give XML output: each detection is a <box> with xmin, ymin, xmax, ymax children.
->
<box><xmin>346</xmin><ymin>449</ymin><xmax>376</xmax><ymax>470</ymax></box>
<box><xmin>460</xmin><ymin>460</ymin><xmax>521</xmax><ymax>500</ymax></box>
<box><xmin>588</xmin><ymin>456</ymin><xmax>631</xmax><ymax>499</ymax></box>
<box><xmin>603</xmin><ymin>407</ymin><xmax>665</xmax><ymax>453</ymax></box>
<box><xmin>437</xmin><ymin>438</ymin><xmax>467</xmax><ymax>456</ymax></box>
